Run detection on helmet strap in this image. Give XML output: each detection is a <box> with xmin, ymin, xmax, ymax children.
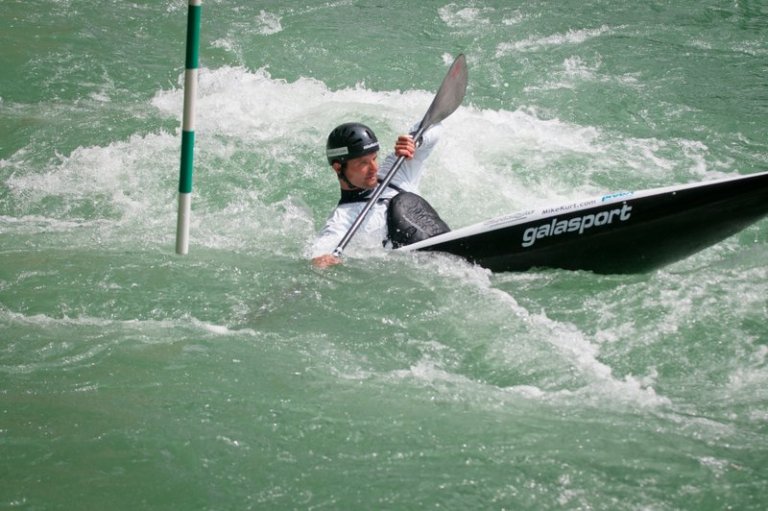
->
<box><xmin>335</xmin><ymin>162</ymin><xmax>364</xmax><ymax>191</ymax></box>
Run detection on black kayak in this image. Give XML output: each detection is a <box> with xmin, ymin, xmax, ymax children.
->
<box><xmin>397</xmin><ymin>171</ymin><xmax>768</xmax><ymax>273</ymax></box>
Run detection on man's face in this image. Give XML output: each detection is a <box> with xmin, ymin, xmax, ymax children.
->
<box><xmin>336</xmin><ymin>152</ymin><xmax>379</xmax><ymax>190</ymax></box>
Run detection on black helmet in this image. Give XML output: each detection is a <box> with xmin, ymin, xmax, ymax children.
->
<box><xmin>326</xmin><ymin>122</ymin><xmax>380</xmax><ymax>165</ymax></box>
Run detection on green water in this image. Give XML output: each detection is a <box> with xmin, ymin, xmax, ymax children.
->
<box><xmin>2</xmin><ymin>1</ymin><xmax>767</xmax><ymax>509</ymax></box>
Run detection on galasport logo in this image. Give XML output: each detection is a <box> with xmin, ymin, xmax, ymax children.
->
<box><xmin>521</xmin><ymin>204</ymin><xmax>633</xmax><ymax>247</ymax></box>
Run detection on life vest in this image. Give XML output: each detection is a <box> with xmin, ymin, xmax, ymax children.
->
<box><xmin>336</xmin><ymin>181</ymin><xmax>450</xmax><ymax>248</ymax></box>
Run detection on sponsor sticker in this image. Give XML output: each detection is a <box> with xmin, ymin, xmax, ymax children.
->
<box><xmin>326</xmin><ymin>147</ymin><xmax>349</xmax><ymax>157</ymax></box>
<box><xmin>601</xmin><ymin>191</ymin><xmax>633</xmax><ymax>202</ymax></box>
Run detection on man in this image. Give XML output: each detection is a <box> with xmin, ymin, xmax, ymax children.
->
<box><xmin>311</xmin><ymin>121</ymin><xmax>446</xmax><ymax>268</ymax></box>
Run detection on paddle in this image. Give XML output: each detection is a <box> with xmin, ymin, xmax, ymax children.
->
<box><xmin>331</xmin><ymin>54</ymin><xmax>468</xmax><ymax>259</ymax></box>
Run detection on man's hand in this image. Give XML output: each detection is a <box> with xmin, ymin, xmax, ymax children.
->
<box><xmin>312</xmin><ymin>254</ymin><xmax>342</xmax><ymax>269</ymax></box>
<box><xmin>394</xmin><ymin>135</ymin><xmax>416</xmax><ymax>159</ymax></box>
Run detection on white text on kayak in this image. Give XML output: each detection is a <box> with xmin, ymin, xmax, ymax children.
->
<box><xmin>521</xmin><ymin>204</ymin><xmax>633</xmax><ymax>247</ymax></box>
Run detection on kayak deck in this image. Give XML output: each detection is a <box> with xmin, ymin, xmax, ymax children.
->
<box><xmin>400</xmin><ymin>171</ymin><xmax>768</xmax><ymax>273</ymax></box>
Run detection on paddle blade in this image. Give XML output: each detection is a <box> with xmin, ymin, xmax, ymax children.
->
<box><xmin>420</xmin><ymin>54</ymin><xmax>468</xmax><ymax>131</ymax></box>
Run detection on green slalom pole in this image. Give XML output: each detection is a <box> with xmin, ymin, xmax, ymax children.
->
<box><xmin>175</xmin><ymin>0</ymin><xmax>202</xmax><ymax>255</ymax></box>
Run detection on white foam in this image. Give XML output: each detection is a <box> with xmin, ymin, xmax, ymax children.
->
<box><xmin>426</xmin><ymin>105</ymin><xmax>606</xmax><ymax>220</ymax></box>
<box><xmin>372</xmin><ymin>262</ymin><xmax>673</xmax><ymax>409</ymax></box>
<box><xmin>4</xmin><ymin>131</ymin><xmax>177</xmax><ymax>222</ymax></box>
<box><xmin>153</xmin><ymin>66</ymin><xmax>440</xmax><ymax>141</ymax></box>
<box><xmin>438</xmin><ymin>4</ymin><xmax>524</xmax><ymax>29</ymax></box>
<box><xmin>255</xmin><ymin>10</ymin><xmax>282</xmax><ymax>35</ymax></box>
<box><xmin>0</xmin><ymin>214</ymin><xmax>110</xmax><ymax>234</ymax></box>
<box><xmin>0</xmin><ymin>307</ymin><xmax>256</xmax><ymax>341</ymax></box>
<box><xmin>496</xmin><ymin>25</ymin><xmax>615</xmax><ymax>56</ymax></box>
<box><xmin>438</xmin><ymin>5</ymin><xmax>493</xmax><ymax>28</ymax></box>
<box><xmin>189</xmin><ymin>316</ymin><xmax>258</xmax><ymax>337</ymax></box>
<box><xmin>386</xmin><ymin>357</ymin><xmax>474</xmax><ymax>387</ymax></box>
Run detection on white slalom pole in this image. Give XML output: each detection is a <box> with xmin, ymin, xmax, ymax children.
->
<box><xmin>175</xmin><ymin>0</ymin><xmax>202</xmax><ymax>255</ymax></box>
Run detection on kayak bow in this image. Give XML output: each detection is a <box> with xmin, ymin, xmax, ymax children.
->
<box><xmin>399</xmin><ymin>171</ymin><xmax>768</xmax><ymax>273</ymax></box>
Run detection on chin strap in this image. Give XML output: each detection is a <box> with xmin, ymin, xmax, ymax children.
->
<box><xmin>337</xmin><ymin>164</ymin><xmax>363</xmax><ymax>191</ymax></box>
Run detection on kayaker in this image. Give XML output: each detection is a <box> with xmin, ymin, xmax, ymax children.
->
<box><xmin>310</xmin><ymin>121</ymin><xmax>448</xmax><ymax>268</ymax></box>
